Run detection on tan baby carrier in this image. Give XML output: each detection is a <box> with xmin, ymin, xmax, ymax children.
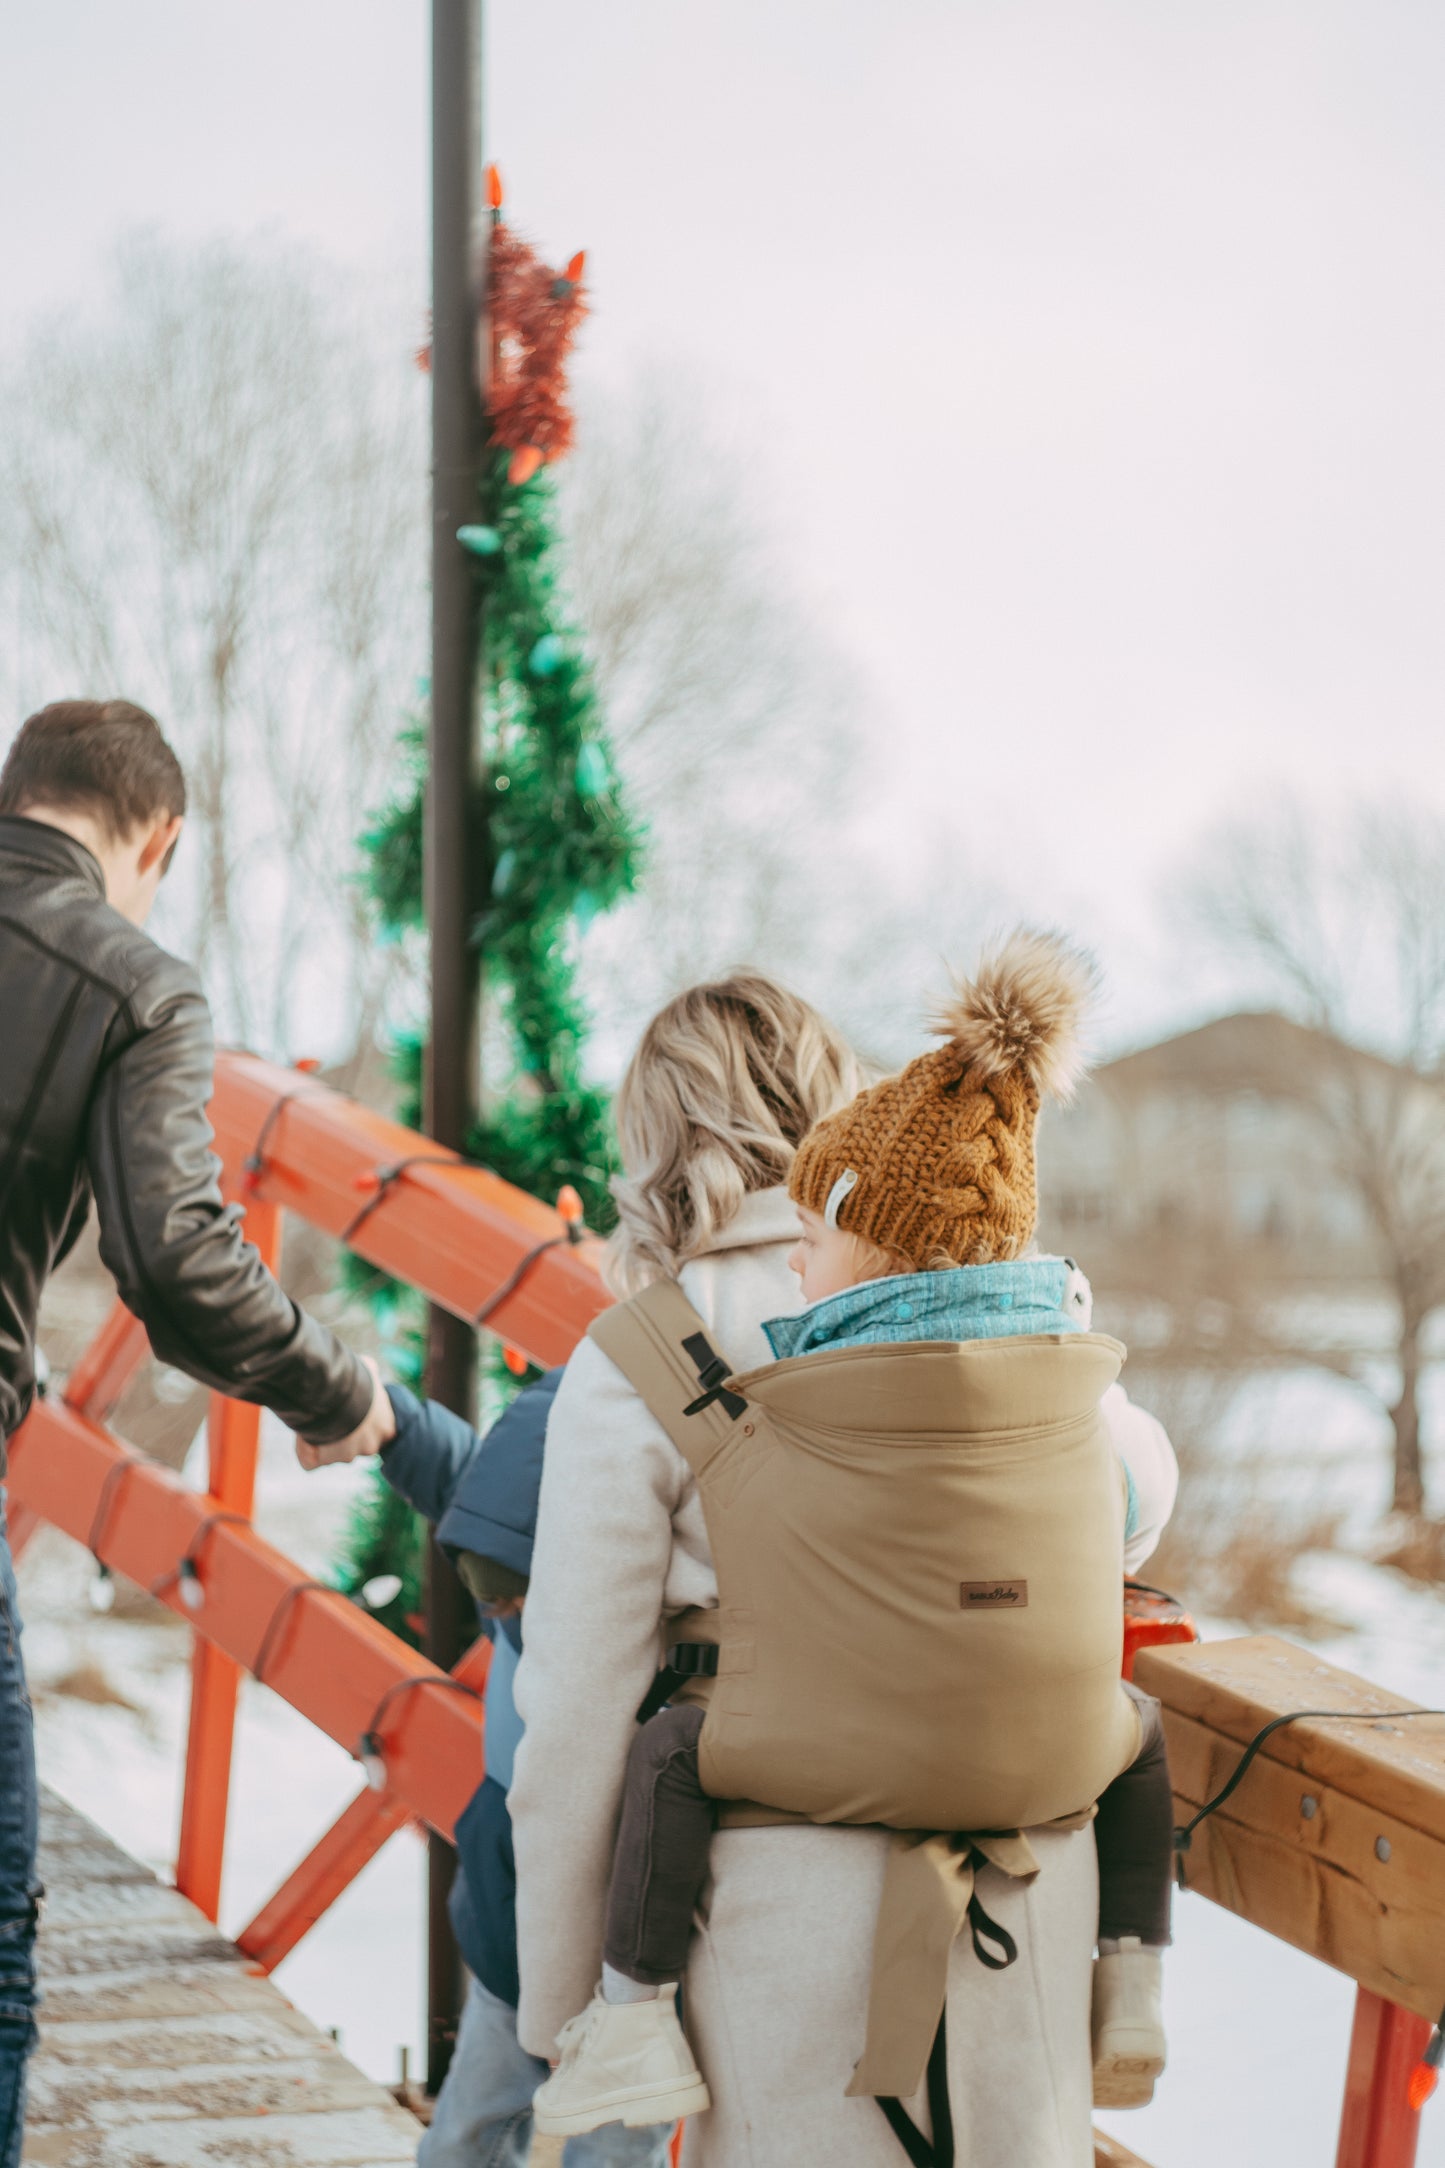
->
<box><xmin>591</xmin><ymin>1279</ymin><xmax>1142</xmax><ymax>2124</ymax></box>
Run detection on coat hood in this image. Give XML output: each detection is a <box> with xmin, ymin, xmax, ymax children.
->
<box><xmin>435</xmin><ymin>1365</ymin><xmax>564</xmax><ymax>1581</ymax></box>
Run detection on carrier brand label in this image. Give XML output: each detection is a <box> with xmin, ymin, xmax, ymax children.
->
<box><xmin>961</xmin><ymin>1580</ymin><xmax>1029</xmax><ymax>1608</ymax></box>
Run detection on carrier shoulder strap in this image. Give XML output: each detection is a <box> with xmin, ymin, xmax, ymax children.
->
<box><xmin>588</xmin><ymin>1279</ymin><xmax>747</xmax><ymax>1477</ymax></box>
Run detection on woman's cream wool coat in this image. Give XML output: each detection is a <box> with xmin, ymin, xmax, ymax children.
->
<box><xmin>510</xmin><ymin>1188</ymin><xmax>1177</xmax><ymax>2167</ymax></box>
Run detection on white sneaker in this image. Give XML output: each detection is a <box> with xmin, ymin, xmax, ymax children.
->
<box><xmin>532</xmin><ymin>1985</ymin><xmax>711</xmax><ymax>2137</ymax></box>
<box><xmin>1092</xmin><ymin>1939</ymin><xmax>1166</xmax><ymax>2108</ymax></box>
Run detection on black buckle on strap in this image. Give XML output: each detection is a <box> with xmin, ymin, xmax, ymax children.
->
<box><xmin>680</xmin><ymin>1331</ymin><xmax>747</xmax><ymax>1420</ymax></box>
<box><xmin>665</xmin><ymin>1643</ymin><xmax>719</xmax><ymax>1679</ymax></box>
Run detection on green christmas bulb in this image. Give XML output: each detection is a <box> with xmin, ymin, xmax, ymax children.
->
<box><xmin>492</xmin><ymin>848</ymin><xmax>517</xmax><ymax>897</ymax></box>
<box><xmin>457</xmin><ymin>524</ymin><xmax>503</xmax><ymax>557</ymax></box>
<box><xmin>575</xmin><ymin>742</ymin><xmax>610</xmax><ymax>797</ymax></box>
<box><xmin>529</xmin><ymin>633</ymin><xmax>565</xmax><ymax>676</ymax></box>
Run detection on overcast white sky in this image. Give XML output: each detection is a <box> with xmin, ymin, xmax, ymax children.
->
<box><xmin>4</xmin><ymin>0</ymin><xmax>1445</xmax><ymax>1039</ymax></box>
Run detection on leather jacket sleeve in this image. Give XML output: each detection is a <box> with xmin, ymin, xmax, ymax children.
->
<box><xmin>86</xmin><ymin>955</ymin><xmax>373</xmax><ymax>1444</ymax></box>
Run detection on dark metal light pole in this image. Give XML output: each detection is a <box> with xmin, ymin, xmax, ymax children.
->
<box><xmin>425</xmin><ymin>0</ymin><xmax>486</xmax><ymax>2097</ymax></box>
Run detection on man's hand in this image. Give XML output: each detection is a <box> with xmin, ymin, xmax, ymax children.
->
<box><xmin>295</xmin><ymin>1357</ymin><xmax>396</xmax><ymax>1470</ymax></box>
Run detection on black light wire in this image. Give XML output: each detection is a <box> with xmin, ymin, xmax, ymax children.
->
<box><xmin>86</xmin><ymin>1451</ymin><xmax>144</xmax><ymax>1560</ymax></box>
<box><xmin>149</xmin><ymin>1508</ymin><xmax>251</xmax><ymax>1602</ymax></box>
<box><xmin>250</xmin><ymin>1579</ymin><xmax>335</xmax><ymax>1684</ymax></box>
<box><xmin>355</xmin><ymin>1672</ymin><xmax>483</xmax><ymax>1786</ymax></box>
<box><xmin>473</xmin><ymin>1212</ymin><xmax>588</xmax><ymax>1328</ymax></box>
<box><xmin>339</xmin><ymin>1153</ymin><xmax>465</xmax><ymax>1246</ymax></box>
<box><xmin>1173</xmin><ymin>1702</ymin><xmax>1445</xmax><ymax>1857</ymax></box>
<box><xmin>242</xmin><ymin>1082</ymin><xmax>329</xmax><ymax>1192</ymax></box>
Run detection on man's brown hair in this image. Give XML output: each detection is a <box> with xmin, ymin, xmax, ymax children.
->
<box><xmin>0</xmin><ymin>700</ymin><xmax>187</xmax><ymax>842</ymax></box>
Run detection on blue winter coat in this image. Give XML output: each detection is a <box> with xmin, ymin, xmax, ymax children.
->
<box><xmin>380</xmin><ymin>1368</ymin><xmax>563</xmax><ymax>2005</ymax></box>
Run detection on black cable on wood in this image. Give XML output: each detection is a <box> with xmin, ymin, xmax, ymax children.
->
<box><xmin>339</xmin><ymin>1154</ymin><xmax>464</xmax><ymax>1246</ymax></box>
<box><xmin>1174</xmin><ymin>1703</ymin><xmax>1445</xmax><ymax>1856</ymax></box>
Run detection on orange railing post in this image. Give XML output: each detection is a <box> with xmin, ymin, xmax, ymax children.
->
<box><xmin>1336</xmin><ymin>1988</ymin><xmax>1431</xmax><ymax>2168</ymax></box>
<box><xmin>175</xmin><ymin>1197</ymin><xmax>280</xmax><ymax>1923</ymax></box>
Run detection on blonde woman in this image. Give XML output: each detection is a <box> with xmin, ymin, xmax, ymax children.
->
<box><xmin>510</xmin><ymin>973</ymin><xmax>1174</xmax><ymax>2166</ymax></box>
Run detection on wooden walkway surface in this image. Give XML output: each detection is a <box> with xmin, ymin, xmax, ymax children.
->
<box><xmin>22</xmin><ymin>1788</ymin><xmax>422</xmax><ymax>2167</ymax></box>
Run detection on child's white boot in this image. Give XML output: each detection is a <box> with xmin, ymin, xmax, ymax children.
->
<box><xmin>1091</xmin><ymin>1937</ymin><xmax>1166</xmax><ymax>2107</ymax></box>
<box><xmin>532</xmin><ymin>1984</ymin><xmax>710</xmax><ymax>2137</ymax></box>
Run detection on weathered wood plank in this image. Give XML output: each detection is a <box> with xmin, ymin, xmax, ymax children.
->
<box><xmin>23</xmin><ymin>1788</ymin><xmax>421</xmax><ymax>2167</ymax></box>
<box><xmin>1137</xmin><ymin>1636</ymin><xmax>1445</xmax><ymax>1838</ymax></box>
<box><xmin>1138</xmin><ymin>1636</ymin><xmax>1445</xmax><ymax>2020</ymax></box>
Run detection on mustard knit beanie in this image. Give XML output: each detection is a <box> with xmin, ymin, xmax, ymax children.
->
<box><xmin>789</xmin><ymin>929</ymin><xmax>1097</xmax><ymax>1269</ymax></box>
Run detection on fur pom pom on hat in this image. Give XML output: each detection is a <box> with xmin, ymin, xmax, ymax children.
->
<box><xmin>790</xmin><ymin>928</ymin><xmax>1098</xmax><ymax>1270</ymax></box>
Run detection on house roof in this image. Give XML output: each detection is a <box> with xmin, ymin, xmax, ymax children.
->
<box><xmin>1095</xmin><ymin>1010</ymin><xmax>1404</xmax><ymax>1098</ymax></box>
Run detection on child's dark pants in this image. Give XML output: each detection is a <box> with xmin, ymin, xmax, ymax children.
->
<box><xmin>604</xmin><ymin>1685</ymin><xmax>1174</xmax><ymax>1986</ymax></box>
<box><xmin>603</xmin><ymin>1705</ymin><xmax>713</xmax><ymax>1987</ymax></box>
<box><xmin>1096</xmin><ymin>1682</ymin><xmax>1173</xmax><ymax>1946</ymax></box>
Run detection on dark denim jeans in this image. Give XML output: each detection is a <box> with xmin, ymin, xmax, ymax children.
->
<box><xmin>0</xmin><ymin>1497</ymin><xmax>39</xmax><ymax>2168</ymax></box>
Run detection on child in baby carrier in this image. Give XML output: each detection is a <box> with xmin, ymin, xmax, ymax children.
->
<box><xmin>532</xmin><ymin>933</ymin><xmax>1174</xmax><ymax>2142</ymax></box>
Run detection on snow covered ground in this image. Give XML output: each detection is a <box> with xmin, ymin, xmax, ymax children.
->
<box><xmin>14</xmin><ymin>1403</ymin><xmax>1445</xmax><ymax>2165</ymax></box>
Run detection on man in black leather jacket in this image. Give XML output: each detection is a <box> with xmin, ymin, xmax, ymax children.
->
<box><xmin>0</xmin><ymin>699</ymin><xmax>389</xmax><ymax>2168</ymax></box>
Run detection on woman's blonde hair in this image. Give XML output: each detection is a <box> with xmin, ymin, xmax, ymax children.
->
<box><xmin>608</xmin><ymin>972</ymin><xmax>860</xmax><ymax>1294</ymax></box>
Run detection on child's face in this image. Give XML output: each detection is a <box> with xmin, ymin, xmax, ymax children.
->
<box><xmin>788</xmin><ymin>1206</ymin><xmax>883</xmax><ymax>1304</ymax></box>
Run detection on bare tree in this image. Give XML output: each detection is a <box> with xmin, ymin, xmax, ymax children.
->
<box><xmin>1181</xmin><ymin>801</ymin><xmax>1445</xmax><ymax>1519</ymax></box>
<box><xmin>2</xmin><ymin>232</ymin><xmax>427</xmax><ymax>1059</ymax></box>
<box><xmin>556</xmin><ymin>370</ymin><xmax>875</xmax><ymax>1050</ymax></box>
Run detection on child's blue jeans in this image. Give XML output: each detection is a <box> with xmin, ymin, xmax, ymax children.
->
<box><xmin>419</xmin><ymin>1973</ymin><xmax>674</xmax><ymax>2168</ymax></box>
<box><xmin>0</xmin><ymin>1501</ymin><xmax>40</xmax><ymax>2168</ymax></box>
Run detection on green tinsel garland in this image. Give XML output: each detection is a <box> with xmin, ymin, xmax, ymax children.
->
<box><xmin>330</xmin><ymin>449</ymin><xmax>639</xmax><ymax>1641</ymax></box>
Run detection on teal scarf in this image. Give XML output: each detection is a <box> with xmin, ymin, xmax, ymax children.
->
<box><xmin>763</xmin><ymin>1256</ymin><xmax>1086</xmax><ymax>1363</ymax></box>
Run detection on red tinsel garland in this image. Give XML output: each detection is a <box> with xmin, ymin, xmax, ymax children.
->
<box><xmin>415</xmin><ymin>177</ymin><xmax>589</xmax><ymax>486</ymax></box>
<box><xmin>484</xmin><ymin>222</ymin><xmax>588</xmax><ymax>481</ymax></box>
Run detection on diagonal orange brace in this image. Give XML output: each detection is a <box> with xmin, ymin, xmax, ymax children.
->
<box><xmin>63</xmin><ymin>1297</ymin><xmax>151</xmax><ymax>1422</ymax></box>
<box><xmin>238</xmin><ymin>1786</ymin><xmax>413</xmax><ymax>1972</ymax></box>
<box><xmin>236</xmin><ymin>1635</ymin><xmax>492</xmax><ymax>1969</ymax></box>
<box><xmin>4</xmin><ymin>1500</ymin><xmax>41</xmax><ymax>1564</ymax></box>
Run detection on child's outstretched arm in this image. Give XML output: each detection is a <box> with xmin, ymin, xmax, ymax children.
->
<box><xmin>379</xmin><ymin>1385</ymin><xmax>483</xmax><ymax>1523</ymax></box>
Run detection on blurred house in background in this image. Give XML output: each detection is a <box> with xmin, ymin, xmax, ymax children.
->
<box><xmin>1040</xmin><ymin>1012</ymin><xmax>1381</xmax><ymax>1294</ymax></box>
<box><xmin>1039</xmin><ymin>1008</ymin><xmax>1445</xmax><ymax>1538</ymax></box>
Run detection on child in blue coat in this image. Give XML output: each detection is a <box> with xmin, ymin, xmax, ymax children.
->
<box><xmin>340</xmin><ymin>1371</ymin><xmax>674</xmax><ymax>2168</ymax></box>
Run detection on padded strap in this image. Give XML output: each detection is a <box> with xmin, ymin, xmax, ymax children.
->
<box><xmin>588</xmin><ymin>1279</ymin><xmax>746</xmax><ymax>1478</ymax></box>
